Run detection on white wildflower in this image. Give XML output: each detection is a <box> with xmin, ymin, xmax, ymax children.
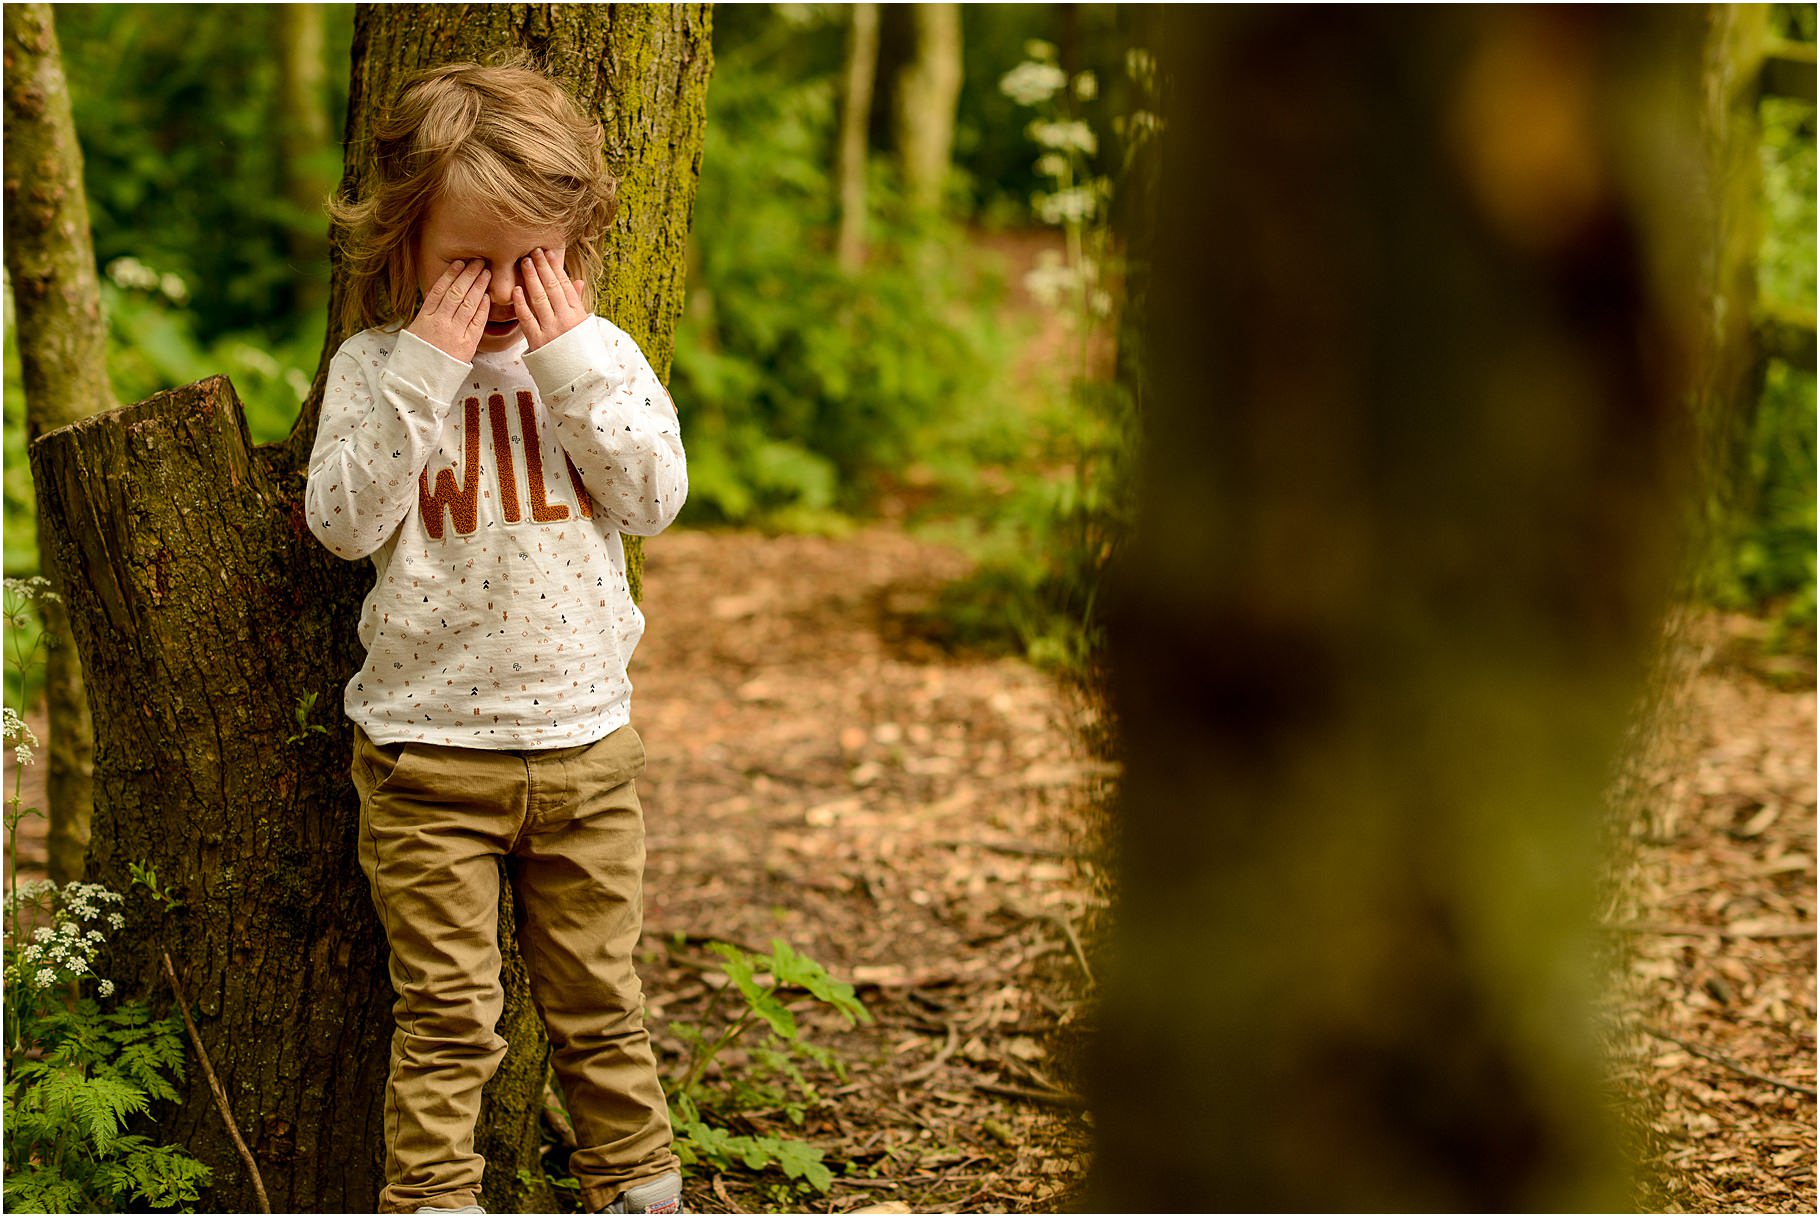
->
<box><xmin>33</xmin><ymin>967</ymin><xmax>55</xmax><ymax>989</ymax></box>
<box><xmin>1000</xmin><ymin>61</ymin><xmax>1066</xmax><ymax>107</ymax></box>
<box><xmin>108</xmin><ymin>913</ymin><xmax>125</xmax><ymax>929</ymax></box>
<box><xmin>1126</xmin><ymin>47</ymin><xmax>1157</xmax><ymax>87</ymax></box>
<box><xmin>159</xmin><ymin>273</ymin><xmax>190</xmax><ymax>305</ymax></box>
<box><xmin>1027</xmin><ymin>119</ymin><xmax>1097</xmax><ymax>156</ymax></box>
<box><xmin>48</xmin><ymin>944</ymin><xmax>67</xmax><ymax>961</ymax></box>
<box><xmin>13</xmin><ymin>744</ymin><xmax>31</xmax><ymax>766</ymax></box>
<box><xmin>2</xmin><ymin>707</ymin><xmax>38</xmax><ymax>752</ymax></box>
<box><xmin>21</xmin><ymin>944</ymin><xmax>40</xmax><ymax>962</ymax></box>
<box><xmin>1024</xmin><ymin>39</ymin><xmax>1057</xmax><ymax>63</ymax></box>
<box><xmin>98</xmin><ymin>979</ymin><xmax>116</xmax><ymax>998</ymax></box>
<box><xmin>106</xmin><ymin>256</ymin><xmax>160</xmax><ymax>292</ymax></box>
<box><xmin>1072</xmin><ymin>71</ymin><xmax>1098</xmax><ymax>101</ymax></box>
<box><xmin>58</xmin><ymin>921</ymin><xmax>79</xmax><ymax>938</ymax></box>
<box><xmin>1023</xmin><ymin>250</ymin><xmax>1073</xmax><ymax>310</ymax></box>
<box><xmin>85</xmin><ymin>929</ymin><xmax>103</xmax><ymax>942</ymax></box>
<box><xmin>32</xmin><ymin>927</ymin><xmax>52</xmax><ymax>944</ymax></box>
<box><xmin>67</xmin><ymin>957</ymin><xmax>87</xmax><ymax>975</ymax></box>
<box><xmin>1036</xmin><ymin>153</ymin><xmax>1069</xmax><ymax>180</ymax></box>
<box><xmin>2</xmin><ymin>576</ymin><xmax>59</xmax><ymax>604</ymax></box>
<box><xmin>1034</xmin><ymin>186</ymin><xmax>1098</xmax><ymax>226</ymax></box>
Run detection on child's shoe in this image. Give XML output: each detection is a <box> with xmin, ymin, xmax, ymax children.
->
<box><xmin>598</xmin><ymin>1171</ymin><xmax>682</xmax><ymax>1213</ymax></box>
<box><xmin>414</xmin><ymin>1207</ymin><xmax>484</xmax><ymax>1214</ymax></box>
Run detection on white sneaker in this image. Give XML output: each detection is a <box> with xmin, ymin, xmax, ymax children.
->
<box><xmin>600</xmin><ymin>1171</ymin><xmax>682</xmax><ymax>1213</ymax></box>
<box><xmin>415</xmin><ymin>1207</ymin><xmax>485</xmax><ymax>1214</ymax></box>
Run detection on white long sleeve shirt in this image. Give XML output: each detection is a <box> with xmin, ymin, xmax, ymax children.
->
<box><xmin>305</xmin><ymin>316</ymin><xmax>686</xmax><ymax>748</ymax></box>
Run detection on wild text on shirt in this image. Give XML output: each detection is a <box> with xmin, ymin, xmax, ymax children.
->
<box><xmin>420</xmin><ymin>391</ymin><xmax>595</xmax><ymax>540</ymax></box>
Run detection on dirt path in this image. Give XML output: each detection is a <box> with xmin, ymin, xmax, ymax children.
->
<box><xmin>1611</xmin><ymin>618</ymin><xmax>1817</xmax><ymax>1212</ymax></box>
<box><xmin>629</xmin><ymin>526</ymin><xmax>1104</xmax><ymax>1214</ymax></box>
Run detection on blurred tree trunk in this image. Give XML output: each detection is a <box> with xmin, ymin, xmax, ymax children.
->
<box><xmin>276</xmin><ymin>2</ymin><xmax>334</xmax><ymax>321</ymax></box>
<box><xmin>1692</xmin><ymin>4</ymin><xmax>1772</xmax><ymax>579</ymax></box>
<box><xmin>29</xmin><ymin>6</ymin><xmax>711</xmax><ymax>1212</ymax></box>
<box><xmin>1089</xmin><ymin>8</ymin><xmax>1703</xmax><ymax>1210</ymax></box>
<box><xmin>836</xmin><ymin>3</ymin><xmax>879</xmax><ymax>272</ymax></box>
<box><xmin>1</xmin><ymin>2</ymin><xmax>109</xmax><ymax>887</ymax></box>
<box><xmin>892</xmin><ymin>4</ymin><xmax>961</xmax><ymax>221</ymax></box>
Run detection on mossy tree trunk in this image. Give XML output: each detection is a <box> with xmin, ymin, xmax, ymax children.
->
<box><xmin>1089</xmin><ymin>8</ymin><xmax>1703</xmax><ymax>1210</ymax></box>
<box><xmin>1</xmin><ymin>2</ymin><xmax>109</xmax><ymax>887</ymax></box>
<box><xmin>29</xmin><ymin>6</ymin><xmax>711</xmax><ymax>1212</ymax></box>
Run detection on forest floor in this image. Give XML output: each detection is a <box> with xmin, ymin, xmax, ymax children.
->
<box><xmin>1609</xmin><ymin>613</ymin><xmax>1817</xmax><ymax>1213</ymax></box>
<box><xmin>6</xmin><ymin>544</ymin><xmax>1813</xmax><ymax>1215</ymax></box>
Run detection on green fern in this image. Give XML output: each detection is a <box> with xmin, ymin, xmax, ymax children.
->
<box><xmin>4</xmin><ymin>883</ymin><xmax>212</xmax><ymax>1210</ymax></box>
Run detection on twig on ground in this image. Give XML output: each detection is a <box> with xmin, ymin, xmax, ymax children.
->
<box><xmin>972</xmin><ymin>1079</ymin><xmax>1087</xmax><ymax>1108</ymax></box>
<box><xmin>942</xmin><ymin>838</ymin><xmax>1084</xmax><ymax>861</ymax></box>
<box><xmin>711</xmin><ymin>1171</ymin><xmax>740</xmax><ymax>1213</ymax></box>
<box><xmin>1037</xmin><ymin>911</ymin><xmax>1095</xmax><ymax>987</ymax></box>
<box><xmin>162</xmin><ymin>951</ymin><xmax>271</xmax><ymax>1213</ymax></box>
<box><xmin>1642</xmin><ymin>1024</ymin><xmax>1819</xmax><ymax>1097</ymax></box>
<box><xmin>899</xmin><ymin>1022</ymin><xmax>960</xmax><ymax>1084</ymax></box>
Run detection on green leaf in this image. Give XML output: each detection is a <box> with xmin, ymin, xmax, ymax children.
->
<box><xmin>708</xmin><ymin>943</ymin><xmax>765</xmax><ymax>1008</ymax></box>
<box><xmin>771</xmin><ymin>1139</ymin><xmax>833</xmax><ymax>1193</ymax></box>
<box><xmin>766</xmin><ymin>938</ymin><xmax>872</xmax><ymax>1027</ymax></box>
<box><xmin>750</xmin><ymin>993</ymin><xmax>797</xmax><ymax>1041</ymax></box>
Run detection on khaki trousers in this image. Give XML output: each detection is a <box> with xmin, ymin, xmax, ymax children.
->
<box><xmin>352</xmin><ymin>722</ymin><xmax>680</xmax><ymax>1214</ymax></box>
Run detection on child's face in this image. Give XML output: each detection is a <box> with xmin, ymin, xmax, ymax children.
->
<box><xmin>415</xmin><ymin>191</ymin><xmax>570</xmax><ymax>354</ymax></box>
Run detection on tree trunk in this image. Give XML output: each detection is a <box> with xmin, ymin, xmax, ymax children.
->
<box><xmin>28</xmin><ymin>6</ymin><xmax>711</xmax><ymax>1212</ymax></box>
<box><xmin>891</xmin><ymin>4</ymin><xmax>961</xmax><ymax>221</ymax></box>
<box><xmin>2</xmin><ymin>2</ymin><xmax>109</xmax><ymax>887</ymax></box>
<box><xmin>835</xmin><ymin>3</ymin><xmax>879</xmax><ymax>273</ymax></box>
<box><xmin>1089</xmin><ymin>8</ymin><xmax>1702</xmax><ymax>1210</ymax></box>
<box><xmin>276</xmin><ymin>3</ymin><xmax>334</xmax><ymax>322</ymax></box>
<box><xmin>1692</xmin><ymin>4</ymin><xmax>1771</xmax><ymax>579</ymax></box>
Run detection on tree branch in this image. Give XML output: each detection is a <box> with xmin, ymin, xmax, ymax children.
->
<box><xmin>162</xmin><ymin>951</ymin><xmax>271</xmax><ymax>1213</ymax></box>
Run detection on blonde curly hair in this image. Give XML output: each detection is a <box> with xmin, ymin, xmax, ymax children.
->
<box><xmin>326</xmin><ymin>52</ymin><xmax>618</xmax><ymax>337</ymax></box>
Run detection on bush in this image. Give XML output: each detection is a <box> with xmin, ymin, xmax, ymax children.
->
<box><xmin>671</xmin><ymin>34</ymin><xmax>1010</xmax><ymax>526</ymax></box>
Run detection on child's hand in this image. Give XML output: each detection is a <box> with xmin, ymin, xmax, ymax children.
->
<box><xmin>408</xmin><ymin>260</ymin><xmax>491</xmax><ymax>362</ymax></box>
<box><xmin>514</xmin><ymin>247</ymin><xmax>590</xmax><ymax>352</ymax></box>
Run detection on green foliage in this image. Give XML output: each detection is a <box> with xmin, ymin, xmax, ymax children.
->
<box><xmin>54</xmin><ymin>4</ymin><xmax>351</xmax><ymax>343</ymax></box>
<box><xmin>1759</xmin><ymin>97</ymin><xmax>1817</xmax><ymax>308</ymax></box>
<box><xmin>2</xmin><ymin>882</ymin><xmax>211</xmax><ymax>1212</ymax></box>
<box><xmin>284</xmin><ymin>691</ymin><xmax>332</xmax><ymax>746</ymax></box>
<box><xmin>99</xmin><ymin>267</ymin><xmax>323</xmax><ymax>446</ymax></box>
<box><xmin>909</xmin><ymin>39</ymin><xmax>1151</xmax><ymax>683</ymax></box>
<box><xmin>1706</xmin><ymin>86</ymin><xmax>1816</xmax><ymax>642</ymax></box>
<box><xmin>671</xmin><ymin>24</ymin><xmax>1011</xmax><ymax>526</ymax></box>
<box><xmin>664</xmin><ymin>937</ymin><xmax>871</xmax><ymax>1199</ymax></box>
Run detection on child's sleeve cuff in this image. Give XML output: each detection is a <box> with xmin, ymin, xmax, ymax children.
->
<box><xmin>522</xmin><ymin>317</ymin><xmax>614</xmax><ymax>396</ymax></box>
<box><xmin>385</xmin><ymin>329</ymin><xmax>473</xmax><ymax>404</ymax></box>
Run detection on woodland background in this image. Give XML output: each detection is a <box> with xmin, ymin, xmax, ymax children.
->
<box><xmin>1</xmin><ymin>3</ymin><xmax>1815</xmax><ymax>1214</ymax></box>
<box><xmin>3</xmin><ymin>5</ymin><xmax>1814</xmax><ymax>681</ymax></box>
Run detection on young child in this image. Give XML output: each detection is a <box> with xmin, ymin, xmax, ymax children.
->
<box><xmin>305</xmin><ymin>57</ymin><xmax>686</xmax><ymax>1216</ymax></box>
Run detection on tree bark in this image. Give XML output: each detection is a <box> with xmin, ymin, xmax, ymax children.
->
<box><xmin>835</xmin><ymin>3</ymin><xmax>879</xmax><ymax>273</ymax></box>
<box><xmin>891</xmin><ymin>4</ymin><xmax>961</xmax><ymax>221</ymax></box>
<box><xmin>29</xmin><ymin>6</ymin><xmax>711</xmax><ymax>1212</ymax></box>
<box><xmin>2</xmin><ymin>2</ymin><xmax>109</xmax><ymax>887</ymax></box>
<box><xmin>1089</xmin><ymin>8</ymin><xmax>1702</xmax><ymax>1210</ymax></box>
